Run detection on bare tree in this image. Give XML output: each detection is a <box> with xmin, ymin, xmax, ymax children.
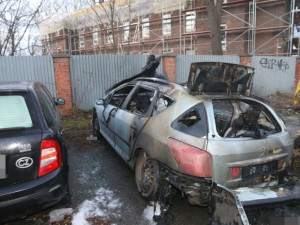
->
<box><xmin>91</xmin><ymin>0</ymin><xmax>119</xmax><ymax>54</ymax></box>
<box><xmin>0</xmin><ymin>0</ymin><xmax>44</xmax><ymax>56</ymax></box>
<box><xmin>206</xmin><ymin>0</ymin><xmax>223</xmax><ymax>55</ymax></box>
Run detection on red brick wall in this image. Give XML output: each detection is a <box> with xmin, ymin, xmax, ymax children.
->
<box><xmin>53</xmin><ymin>55</ymin><xmax>73</xmax><ymax>116</ymax></box>
<box><xmin>296</xmin><ymin>58</ymin><xmax>300</xmax><ymax>89</ymax></box>
<box><xmin>240</xmin><ymin>56</ymin><xmax>252</xmax><ymax>67</ymax></box>
<box><xmin>163</xmin><ymin>55</ymin><xmax>176</xmax><ymax>82</ymax></box>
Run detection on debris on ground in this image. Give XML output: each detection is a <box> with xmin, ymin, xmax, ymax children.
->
<box><xmin>48</xmin><ymin>208</ymin><xmax>73</xmax><ymax>223</ymax></box>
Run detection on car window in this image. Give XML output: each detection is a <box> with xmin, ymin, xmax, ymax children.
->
<box><xmin>109</xmin><ymin>86</ymin><xmax>134</xmax><ymax>107</ymax></box>
<box><xmin>36</xmin><ymin>87</ymin><xmax>57</xmax><ymax>127</ymax></box>
<box><xmin>126</xmin><ymin>87</ymin><xmax>155</xmax><ymax>115</ymax></box>
<box><xmin>0</xmin><ymin>95</ymin><xmax>32</xmax><ymax>129</ymax></box>
<box><xmin>152</xmin><ymin>94</ymin><xmax>174</xmax><ymax>116</ymax></box>
<box><xmin>171</xmin><ymin>103</ymin><xmax>208</xmax><ymax>138</ymax></box>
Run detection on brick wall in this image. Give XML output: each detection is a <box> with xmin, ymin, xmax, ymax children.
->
<box><xmin>296</xmin><ymin>58</ymin><xmax>300</xmax><ymax>88</ymax></box>
<box><xmin>162</xmin><ymin>55</ymin><xmax>176</xmax><ymax>82</ymax></box>
<box><xmin>53</xmin><ymin>55</ymin><xmax>73</xmax><ymax>116</ymax></box>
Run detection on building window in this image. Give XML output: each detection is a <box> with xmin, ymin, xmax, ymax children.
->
<box><xmin>93</xmin><ymin>27</ymin><xmax>99</xmax><ymax>45</ymax></box>
<box><xmin>123</xmin><ymin>22</ymin><xmax>130</xmax><ymax>41</ymax></box>
<box><xmin>223</xmin><ymin>0</ymin><xmax>227</xmax><ymax>3</ymax></box>
<box><xmin>162</xmin><ymin>14</ymin><xmax>171</xmax><ymax>36</ymax></box>
<box><xmin>107</xmin><ymin>29</ymin><xmax>113</xmax><ymax>44</ymax></box>
<box><xmin>142</xmin><ymin>18</ymin><xmax>149</xmax><ymax>39</ymax></box>
<box><xmin>185</xmin><ymin>11</ymin><xmax>196</xmax><ymax>33</ymax></box>
<box><xmin>79</xmin><ymin>30</ymin><xmax>85</xmax><ymax>48</ymax></box>
<box><xmin>221</xmin><ymin>24</ymin><xmax>226</xmax><ymax>51</ymax></box>
<box><xmin>55</xmin><ymin>30</ymin><xmax>59</xmax><ymax>36</ymax></box>
<box><xmin>57</xmin><ymin>48</ymin><xmax>61</xmax><ymax>53</ymax></box>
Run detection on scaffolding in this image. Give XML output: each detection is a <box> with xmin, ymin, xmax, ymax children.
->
<box><xmin>40</xmin><ymin>0</ymin><xmax>298</xmax><ymax>56</ymax></box>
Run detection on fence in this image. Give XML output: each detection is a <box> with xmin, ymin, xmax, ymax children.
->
<box><xmin>0</xmin><ymin>56</ymin><xmax>56</xmax><ymax>97</ymax></box>
<box><xmin>70</xmin><ymin>55</ymin><xmax>162</xmax><ymax>110</ymax></box>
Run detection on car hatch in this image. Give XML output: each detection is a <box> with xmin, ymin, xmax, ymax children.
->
<box><xmin>0</xmin><ymin>93</ymin><xmax>42</xmax><ymax>188</ymax></box>
<box><xmin>187</xmin><ymin>62</ymin><xmax>254</xmax><ymax>96</ymax></box>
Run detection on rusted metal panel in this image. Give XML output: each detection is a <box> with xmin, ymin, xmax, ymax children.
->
<box><xmin>176</xmin><ymin>55</ymin><xmax>240</xmax><ymax>84</ymax></box>
<box><xmin>70</xmin><ymin>55</ymin><xmax>163</xmax><ymax>110</ymax></box>
<box><xmin>251</xmin><ymin>56</ymin><xmax>296</xmax><ymax>96</ymax></box>
<box><xmin>0</xmin><ymin>56</ymin><xmax>56</xmax><ymax>97</ymax></box>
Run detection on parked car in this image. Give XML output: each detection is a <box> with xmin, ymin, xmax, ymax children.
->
<box><xmin>0</xmin><ymin>81</ymin><xmax>69</xmax><ymax>223</ymax></box>
<box><xmin>93</xmin><ymin>61</ymin><xmax>297</xmax><ymax>223</ymax></box>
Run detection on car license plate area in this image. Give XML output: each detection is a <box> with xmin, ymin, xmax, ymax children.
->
<box><xmin>241</xmin><ymin>161</ymin><xmax>278</xmax><ymax>179</ymax></box>
<box><xmin>0</xmin><ymin>155</ymin><xmax>5</xmax><ymax>179</ymax></box>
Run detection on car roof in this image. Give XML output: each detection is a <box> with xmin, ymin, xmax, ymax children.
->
<box><xmin>130</xmin><ymin>77</ymin><xmax>187</xmax><ymax>94</ymax></box>
<box><xmin>0</xmin><ymin>81</ymin><xmax>36</xmax><ymax>93</ymax></box>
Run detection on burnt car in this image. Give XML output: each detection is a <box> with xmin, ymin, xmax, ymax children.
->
<box><xmin>0</xmin><ymin>81</ymin><xmax>69</xmax><ymax>223</ymax></box>
<box><xmin>93</xmin><ymin>61</ymin><xmax>298</xmax><ymax>224</ymax></box>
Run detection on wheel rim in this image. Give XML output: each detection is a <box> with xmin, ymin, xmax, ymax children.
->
<box><xmin>138</xmin><ymin>154</ymin><xmax>154</xmax><ymax>193</ymax></box>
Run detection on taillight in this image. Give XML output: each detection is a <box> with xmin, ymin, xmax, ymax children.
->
<box><xmin>168</xmin><ymin>138</ymin><xmax>212</xmax><ymax>177</ymax></box>
<box><xmin>38</xmin><ymin>140</ymin><xmax>62</xmax><ymax>177</ymax></box>
<box><xmin>231</xmin><ymin>167</ymin><xmax>240</xmax><ymax>179</ymax></box>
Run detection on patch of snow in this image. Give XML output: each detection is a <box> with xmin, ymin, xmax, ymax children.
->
<box><xmin>48</xmin><ymin>208</ymin><xmax>73</xmax><ymax>222</ymax></box>
<box><xmin>142</xmin><ymin>202</ymin><xmax>161</xmax><ymax>225</ymax></box>
<box><xmin>72</xmin><ymin>187</ymin><xmax>122</xmax><ymax>225</ymax></box>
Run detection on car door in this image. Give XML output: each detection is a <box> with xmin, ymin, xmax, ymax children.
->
<box><xmin>114</xmin><ymin>86</ymin><xmax>156</xmax><ymax>160</ymax></box>
<box><xmin>101</xmin><ymin>85</ymin><xmax>135</xmax><ymax>147</ymax></box>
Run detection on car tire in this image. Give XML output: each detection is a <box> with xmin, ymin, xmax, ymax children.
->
<box><xmin>135</xmin><ymin>151</ymin><xmax>160</xmax><ymax>201</ymax></box>
<box><xmin>92</xmin><ymin>110</ymin><xmax>101</xmax><ymax>139</ymax></box>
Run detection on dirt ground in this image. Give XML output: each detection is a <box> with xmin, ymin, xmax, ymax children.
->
<box><xmin>6</xmin><ymin>92</ymin><xmax>300</xmax><ymax>225</ymax></box>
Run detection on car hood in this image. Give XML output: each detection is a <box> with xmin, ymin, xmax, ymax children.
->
<box><xmin>187</xmin><ymin>62</ymin><xmax>254</xmax><ymax>96</ymax></box>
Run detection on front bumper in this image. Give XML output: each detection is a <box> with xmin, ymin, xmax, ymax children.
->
<box><xmin>0</xmin><ymin>166</ymin><xmax>68</xmax><ymax>223</ymax></box>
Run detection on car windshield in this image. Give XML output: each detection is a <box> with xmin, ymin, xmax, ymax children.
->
<box><xmin>0</xmin><ymin>95</ymin><xmax>33</xmax><ymax>130</ymax></box>
<box><xmin>213</xmin><ymin>99</ymin><xmax>281</xmax><ymax>139</ymax></box>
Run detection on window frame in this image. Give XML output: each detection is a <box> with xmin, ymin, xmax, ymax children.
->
<box><xmin>185</xmin><ymin>11</ymin><xmax>196</xmax><ymax>33</ymax></box>
<box><xmin>92</xmin><ymin>27</ymin><xmax>99</xmax><ymax>45</ymax></box>
<box><xmin>79</xmin><ymin>30</ymin><xmax>85</xmax><ymax>48</ymax></box>
<box><xmin>142</xmin><ymin>18</ymin><xmax>150</xmax><ymax>39</ymax></box>
<box><xmin>162</xmin><ymin>14</ymin><xmax>171</xmax><ymax>37</ymax></box>
<box><xmin>108</xmin><ymin>85</ymin><xmax>135</xmax><ymax>108</ymax></box>
<box><xmin>123</xmin><ymin>22</ymin><xmax>130</xmax><ymax>42</ymax></box>
<box><xmin>220</xmin><ymin>24</ymin><xmax>227</xmax><ymax>51</ymax></box>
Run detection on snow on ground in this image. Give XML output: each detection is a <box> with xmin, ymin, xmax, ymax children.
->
<box><xmin>142</xmin><ymin>202</ymin><xmax>161</xmax><ymax>225</ymax></box>
<box><xmin>72</xmin><ymin>187</ymin><xmax>123</xmax><ymax>225</ymax></box>
<box><xmin>48</xmin><ymin>208</ymin><xmax>73</xmax><ymax>222</ymax></box>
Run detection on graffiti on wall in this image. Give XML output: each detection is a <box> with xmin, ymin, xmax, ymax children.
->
<box><xmin>259</xmin><ymin>58</ymin><xmax>289</xmax><ymax>72</ymax></box>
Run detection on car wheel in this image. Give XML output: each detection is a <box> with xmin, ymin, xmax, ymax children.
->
<box><xmin>135</xmin><ymin>151</ymin><xmax>160</xmax><ymax>201</ymax></box>
<box><xmin>92</xmin><ymin>110</ymin><xmax>101</xmax><ymax>139</ymax></box>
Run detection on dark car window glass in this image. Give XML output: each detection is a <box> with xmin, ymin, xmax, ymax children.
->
<box><xmin>40</xmin><ymin>86</ymin><xmax>57</xmax><ymax>118</ymax></box>
<box><xmin>127</xmin><ymin>87</ymin><xmax>155</xmax><ymax>115</ymax></box>
<box><xmin>36</xmin><ymin>88</ymin><xmax>56</xmax><ymax>127</ymax></box>
<box><xmin>0</xmin><ymin>95</ymin><xmax>33</xmax><ymax>129</ymax></box>
<box><xmin>152</xmin><ymin>94</ymin><xmax>174</xmax><ymax>116</ymax></box>
<box><xmin>171</xmin><ymin>103</ymin><xmax>208</xmax><ymax>138</ymax></box>
<box><xmin>109</xmin><ymin>86</ymin><xmax>134</xmax><ymax>107</ymax></box>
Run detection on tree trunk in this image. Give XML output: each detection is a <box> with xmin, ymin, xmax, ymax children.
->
<box><xmin>206</xmin><ymin>0</ymin><xmax>223</xmax><ymax>55</ymax></box>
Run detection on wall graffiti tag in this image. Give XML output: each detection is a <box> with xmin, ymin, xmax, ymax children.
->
<box><xmin>259</xmin><ymin>58</ymin><xmax>289</xmax><ymax>72</ymax></box>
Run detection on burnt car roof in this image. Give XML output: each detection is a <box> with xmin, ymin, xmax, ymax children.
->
<box><xmin>0</xmin><ymin>81</ymin><xmax>35</xmax><ymax>93</ymax></box>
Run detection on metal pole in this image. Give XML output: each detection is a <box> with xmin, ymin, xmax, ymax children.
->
<box><xmin>179</xmin><ymin>0</ymin><xmax>182</xmax><ymax>55</ymax></box>
<box><xmin>289</xmin><ymin>0</ymin><xmax>295</xmax><ymax>56</ymax></box>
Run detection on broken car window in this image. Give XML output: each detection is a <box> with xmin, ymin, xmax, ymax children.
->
<box><xmin>152</xmin><ymin>94</ymin><xmax>174</xmax><ymax>116</ymax></box>
<box><xmin>213</xmin><ymin>99</ymin><xmax>281</xmax><ymax>138</ymax></box>
<box><xmin>126</xmin><ymin>87</ymin><xmax>154</xmax><ymax>115</ymax></box>
<box><xmin>171</xmin><ymin>103</ymin><xmax>207</xmax><ymax>138</ymax></box>
<box><xmin>109</xmin><ymin>86</ymin><xmax>134</xmax><ymax>107</ymax></box>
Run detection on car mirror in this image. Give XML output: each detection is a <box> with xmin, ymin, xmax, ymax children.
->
<box><xmin>56</xmin><ymin>98</ymin><xmax>65</xmax><ymax>105</ymax></box>
<box><xmin>96</xmin><ymin>99</ymin><xmax>104</xmax><ymax>105</ymax></box>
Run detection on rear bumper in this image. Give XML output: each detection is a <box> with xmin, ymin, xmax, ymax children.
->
<box><xmin>0</xmin><ymin>166</ymin><xmax>68</xmax><ymax>223</ymax></box>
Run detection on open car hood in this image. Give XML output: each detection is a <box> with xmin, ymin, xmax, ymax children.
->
<box><xmin>187</xmin><ymin>62</ymin><xmax>254</xmax><ymax>95</ymax></box>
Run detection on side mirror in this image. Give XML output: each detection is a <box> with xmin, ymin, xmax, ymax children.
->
<box><xmin>56</xmin><ymin>98</ymin><xmax>65</xmax><ymax>105</ymax></box>
<box><xmin>96</xmin><ymin>99</ymin><xmax>104</xmax><ymax>105</ymax></box>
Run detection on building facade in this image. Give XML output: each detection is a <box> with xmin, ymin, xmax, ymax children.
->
<box><xmin>40</xmin><ymin>0</ymin><xmax>300</xmax><ymax>56</ymax></box>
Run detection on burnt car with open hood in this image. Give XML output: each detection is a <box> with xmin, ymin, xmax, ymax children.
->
<box><xmin>93</xmin><ymin>58</ymin><xmax>298</xmax><ymax>224</ymax></box>
<box><xmin>0</xmin><ymin>81</ymin><xmax>69</xmax><ymax>223</ymax></box>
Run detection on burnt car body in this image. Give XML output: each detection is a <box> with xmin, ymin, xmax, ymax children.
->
<box><xmin>0</xmin><ymin>81</ymin><xmax>69</xmax><ymax>223</ymax></box>
<box><xmin>93</xmin><ymin>61</ymin><xmax>297</xmax><ymax>224</ymax></box>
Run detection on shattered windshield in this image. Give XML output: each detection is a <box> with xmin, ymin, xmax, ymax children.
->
<box><xmin>213</xmin><ymin>99</ymin><xmax>281</xmax><ymax>138</ymax></box>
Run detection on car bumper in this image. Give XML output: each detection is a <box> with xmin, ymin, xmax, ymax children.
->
<box><xmin>159</xmin><ymin>164</ymin><xmax>212</xmax><ymax>206</ymax></box>
<box><xmin>0</xmin><ymin>166</ymin><xmax>68</xmax><ymax>223</ymax></box>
